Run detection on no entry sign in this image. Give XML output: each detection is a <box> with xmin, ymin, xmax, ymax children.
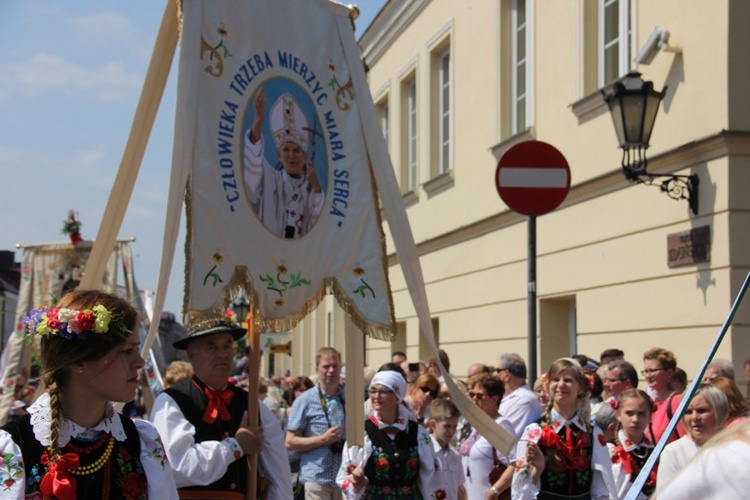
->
<box><xmin>495</xmin><ymin>140</ymin><xmax>570</xmax><ymax>216</ymax></box>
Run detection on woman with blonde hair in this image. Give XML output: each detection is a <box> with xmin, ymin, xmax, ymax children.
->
<box><xmin>163</xmin><ymin>360</ymin><xmax>194</xmax><ymax>388</ymax></box>
<box><xmin>404</xmin><ymin>373</ymin><xmax>440</xmax><ymax>425</ymax></box>
<box><xmin>709</xmin><ymin>376</ymin><xmax>748</xmax><ymax>426</ymax></box>
<box><xmin>511</xmin><ymin>357</ymin><xmax>615</xmax><ymax>498</ymax></box>
<box><xmin>655</xmin><ymin>384</ymin><xmax>729</xmax><ymax>495</ymax></box>
<box><xmin>0</xmin><ymin>289</ymin><xmax>177</xmax><ymax>498</ymax></box>
<box><xmin>657</xmin><ymin>419</ymin><xmax>750</xmax><ymax>498</ymax></box>
<box><xmin>642</xmin><ymin>347</ymin><xmax>685</xmax><ymax>443</ymax></box>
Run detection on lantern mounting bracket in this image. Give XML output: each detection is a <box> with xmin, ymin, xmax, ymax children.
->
<box><xmin>603</xmin><ymin>72</ymin><xmax>699</xmax><ymax>216</ymax></box>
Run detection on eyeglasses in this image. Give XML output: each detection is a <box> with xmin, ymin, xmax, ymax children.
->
<box><xmin>606</xmin><ymin>377</ymin><xmax>627</xmax><ymax>383</ymax></box>
<box><xmin>468</xmin><ymin>391</ymin><xmax>487</xmax><ymax>400</ymax></box>
<box><xmin>420</xmin><ymin>386</ymin><xmax>438</xmax><ymax>398</ymax></box>
<box><xmin>495</xmin><ymin>368</ymin><xmax>508</xmax><ymax>374</ymax></box>
<box><xmin>641</xmin><ymin>368</ymin><xmax>665</xmax><ymax>376</ymax></box>
<box><xmin>369</xmin><ymin>389</ymin><xmax>394</xmax><ymax>397</ymax></box>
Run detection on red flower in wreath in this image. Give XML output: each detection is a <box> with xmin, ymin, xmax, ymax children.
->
<box><xmin>375</xmin><ymin>457</ymin><xmax>389</xmax><ymax>469</ymax></box>
<box><xmin>407</xmin><ymin>457</ymin><xmax>419</xmax><ymax>470</ymax></box>
<box><xmin>75</xmin><ymin>311</ymin><xmax>96</xmax><ymax>332</ymax></box>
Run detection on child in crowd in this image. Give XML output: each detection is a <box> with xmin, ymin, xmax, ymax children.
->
<box><xmin>608</xmin><ymin>389</ymin><xmax>656</xmax><ymax>499</ymax></box>
<box><xmin>428</xmin><ymin>399</ymin><xmax>467</xmax><ymax>500</ymax></box>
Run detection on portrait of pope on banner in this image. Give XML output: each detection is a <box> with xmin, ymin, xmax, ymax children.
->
<box><xmin>243</xmin><ymin>81</ymin><xmax>328</xmax><ymax>239</ymax></box>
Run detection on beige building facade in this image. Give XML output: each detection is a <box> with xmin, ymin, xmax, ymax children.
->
<box><xmin>269</xmin><ymin>0</ymin><xmax>750</xmax><ymax>386</ymax></box>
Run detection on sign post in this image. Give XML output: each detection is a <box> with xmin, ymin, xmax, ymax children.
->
<box><xmin>496</xmin><ymin>141</ymin><xmax>571</xmax><ymax>383</ymax></box>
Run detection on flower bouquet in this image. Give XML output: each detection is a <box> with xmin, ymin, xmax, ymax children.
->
<box><xmin>61</xmin><ymin>210</ymin><xmax>82</xmax><ymax>245</ymax></box>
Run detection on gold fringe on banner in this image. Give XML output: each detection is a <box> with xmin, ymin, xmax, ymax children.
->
<box><xmin>183</xmin><ymin>264</ymin><xmax>394</xmax><ymax>341</ymax></box>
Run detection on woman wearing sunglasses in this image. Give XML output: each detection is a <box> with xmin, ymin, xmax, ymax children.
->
<box><xmin>404</xmin><ymin>373</ymin><xmax>440</xmax><ymax>426</ymax></box>
<box><xmin>460</xmin><ymin>373</ymin><xmax>514</xmax><ymax>499</ymax></box>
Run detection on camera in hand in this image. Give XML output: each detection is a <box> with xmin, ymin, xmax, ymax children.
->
<box><xmin>330</xmin><ymin>440</ymin><xmax>344</xmax><ymax>453</ymax></box>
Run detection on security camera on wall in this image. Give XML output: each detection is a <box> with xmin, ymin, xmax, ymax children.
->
<box><xmin>634</xmin><ymin>27</ymin><xmax>681</xmax><ymax>65</ymax></box>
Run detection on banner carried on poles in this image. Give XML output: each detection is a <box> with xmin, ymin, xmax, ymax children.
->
<box><xmin>0</xmin><ymin>241</ymin><xmax>125</xmax><ymax>425</ymax></box>
<box><xmin>178</xmin><ymin>0</ymin><xmax>394</xmax><ymax>339</ymax></box>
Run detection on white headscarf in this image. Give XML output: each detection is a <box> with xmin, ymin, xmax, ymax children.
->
<box><xmin>369</xmin><ymin>370</ymin><xmax>407</xmax><ymax>402</ymax></box>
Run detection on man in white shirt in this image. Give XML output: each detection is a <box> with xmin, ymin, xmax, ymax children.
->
<box><xmin>151</xmin><ymin>318</ymin><xmax>292</xmax><ymax>499</ymax></box>
<box><xmin>496</xmin><ymin>353</ymin><xmax>541</xmax><ymax>438</ymax></box>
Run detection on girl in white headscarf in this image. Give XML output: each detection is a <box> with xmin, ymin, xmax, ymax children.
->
<box><xmin>336</xmin><ymin>370</ymin><xmax>439</xmax><ymax>499</ymax></box>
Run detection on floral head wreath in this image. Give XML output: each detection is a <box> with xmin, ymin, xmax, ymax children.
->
<box><xmin>23</xmin><ymin>305</ymin><xmax>129</xmax><ymax>341</ymax></box>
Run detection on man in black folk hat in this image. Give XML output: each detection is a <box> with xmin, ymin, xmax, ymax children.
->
<box><xmin>150</xmin><ymin>315</ymin><xmax>292</xmax><ymax>499</ymax></box>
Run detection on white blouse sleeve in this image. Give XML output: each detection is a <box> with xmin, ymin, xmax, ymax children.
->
<box><xmin>417</xmin><ymin>425</ymin><xmax>439</xmax><ymax>498</ymax></box>
<box><xmin>257</xmin><ymin>401</ymin><xmax>293</xmax><ymax>500</ymax></box>
<box><xmin>0</xmin><ymin>429</ymin><xmax>25</xmax><ymax>499</ymax></box>
<box><xmin>133</xmin><ymin>419</ymin><xmax>179</xmax><ymax>499</ymax></box>
<box><xmin>590</xmin><ymin>427</ymin><xmax>617</xmax><ymax>500</ymax></box>
<box><xmin>511</xmin><ymin>423</ymin><xmax>541</xmax><ymax>500</ymax></box>
<box><xmin>336</xmin><ymin>438</ymin><xmax>371</xmax><ymax>500</ymax></box>
<box><xmin>150</xmin><ymin>392</ymin><xmax>242</xmax><ymax>488</ymax></box>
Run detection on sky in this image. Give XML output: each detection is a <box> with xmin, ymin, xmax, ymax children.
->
<box><xmin>0</xmin><ymin>0</ymin><xmax>386</xmax><ymax>319</ymax></box>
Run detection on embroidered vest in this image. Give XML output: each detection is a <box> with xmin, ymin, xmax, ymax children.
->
<box><xmin>537</xmin><ymin>421</ymin><xmax>594</xmax><ymax>498</ymax></box>
<box><xmin>362</xmin><ymin>419</ymin><xmax>421</xmax><ymax>499</ymax></box>
<box><xmin>165</xmin><ymin>377</ymin><xmax>252</xmax><ymax>495</ymax></box>
<box><xmin>2</xmin><ymin>412</ymin><xmax>147</xmax><ymax>499</ymax></box>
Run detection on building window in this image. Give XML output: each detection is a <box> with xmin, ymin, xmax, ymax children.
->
<box><xmin>500</xmin><ymin>0</ymin><xmax>534</xmax><ymax>140</ymax></box>
<box><xmin>404</xmin><ymin>78</ymin><xmax>418</xmax><ymax>192</ymax></box>
<box><xmin>378</xmin><ymin>99</ymin><xmax>389</xmax><ymax>150</ymax></box>
<box><xmin>599</xmin><ymin>0</ymin><xmax>631</xmax><ymax>86</ymax></box>
<box><xmin>408</xmin><ymin>80</ymin><xmax>418</xmax><ymax>190</ymax></box>
<box><xmin>512</xmin><ymin>0</ymin><xmax>530</xmax><ymax>133</ymax></box>
<box><xmin>438</xmin><ymin>48</ymin><xmax>451</xmax><ymax>174</ymax></box>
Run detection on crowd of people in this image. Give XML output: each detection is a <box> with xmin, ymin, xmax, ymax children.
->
<box><xmin>3</xmin><ymin>289</ymin><xmax>750</xmax><ymax>498</ymax></box>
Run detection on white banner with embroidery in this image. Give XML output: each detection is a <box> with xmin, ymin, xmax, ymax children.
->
<box><xmin>178</xmin><ymin>0</ymin><xmax>394</xmax><ymax>339</ymax></box>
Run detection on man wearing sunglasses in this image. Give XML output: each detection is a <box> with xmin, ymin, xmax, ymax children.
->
<box><xmin>495</xmin><ymin>353</ymin><xmax>541</xmax><ymax>439</ymax></box>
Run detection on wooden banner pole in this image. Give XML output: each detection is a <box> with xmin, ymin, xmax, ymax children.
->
<box><xmin>344</xmin><ymin>316</ymin><xmax>364</xmax><ymax>446</ymax></box>
<box><xmin>246</xmin><ymin>314</ymin><xmax>259</xmax><ymax>500</ymax></box>
<box><xmin>80</xmin><ymin>0</ymin><xmax>179</xmax><ymax>289</ymax></box>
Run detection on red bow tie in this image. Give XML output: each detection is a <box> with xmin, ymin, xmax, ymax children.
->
<box><xmin>203</xmin><ymin>386</ymin><xmax>234</xmax><ymax>423</ymax></box>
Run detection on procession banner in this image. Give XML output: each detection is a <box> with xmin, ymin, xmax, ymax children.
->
<box><xmin>0</xmin><ymin>241</ymin><xmax>119</xmax><ymax>425</ymax></box>
<box><xmin>178</xmin><ymin>0</ymin><xmax>394</xmax><ymax>339</ymax></box>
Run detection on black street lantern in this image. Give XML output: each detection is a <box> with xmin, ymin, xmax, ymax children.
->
<box><xmin>602</xmin><ymin>71</ymin><xmax>699</xmax><ymax>215</ymax></box>
<box><xmin>231</xmin><ymin>294</ymin><xmax>250</xmax><ymax>324</ymax></box>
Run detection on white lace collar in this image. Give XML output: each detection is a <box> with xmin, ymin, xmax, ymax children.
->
<box><xmin>27</xmin><ymin>392</ymin><xmax>127</xmax><ymax>447</ymax></box>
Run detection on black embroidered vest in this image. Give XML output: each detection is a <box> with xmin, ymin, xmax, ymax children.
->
<box><xmin>2</xmin><ymin>412</ymin><xmax>147</xmax><ymax>499</ymax></box>
<box><xmin>362</xmin><ymin>419</ymin><xmax>422</xmax><ymax>499</ymax></box>
<box><xmin>164</xmin><ymin>377</ymin><xmax>250</xmax><ymax>495</ymax></box>
<box><xmin>538</xmin><ymin>421</ymin><xmax>594</xmax><ymax>499</ymax></box>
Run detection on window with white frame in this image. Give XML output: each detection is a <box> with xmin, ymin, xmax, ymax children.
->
<box><xmin>512</xmin><ymin>0</ymin><xmax>531</xmax><ymax>133</ymax></box>
<box><xmin>407</xmin><ymin>79</ymin><xmax>418</xmax><ymax>191</ymax></box>
<box><xmin>600</xmin><ymin>0</ymin><xmax>631</xmax><ymax>86</ymax></box>
<box><xmin>438</xmin><ymin>48</ymin><xmax>451</xmax><ymax>174</ymax></box>
<box><xmin>378</xmin><ymin>99</ymin><xmax>389</xmax><ymax>149</ymax></box>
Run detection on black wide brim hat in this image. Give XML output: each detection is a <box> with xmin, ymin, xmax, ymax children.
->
<box><xmin>173</xmin><ymin>324</ymin><xmax>247</xmax><ymax>350</ymax></box>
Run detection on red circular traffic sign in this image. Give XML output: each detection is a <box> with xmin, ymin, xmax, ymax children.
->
<box><xmin>495</xmin><ymin>140</ymin><xmax>571</xmax><ymax>216</ymax></box>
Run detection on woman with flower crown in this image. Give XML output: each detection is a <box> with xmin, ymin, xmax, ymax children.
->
<box><xmin>606</xmin><ymin>389</ymin><xmax>656</xmax><ymax>500</ymax></box>
<box><xmin>0</xmin><ymin>289</ymin><xmax>178</xmax><ymax>499</ymax></box>
<box><xmin>510</xmin><ymin>358</ymin><xmax>616</xmax><ymax>499</ymax></box>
